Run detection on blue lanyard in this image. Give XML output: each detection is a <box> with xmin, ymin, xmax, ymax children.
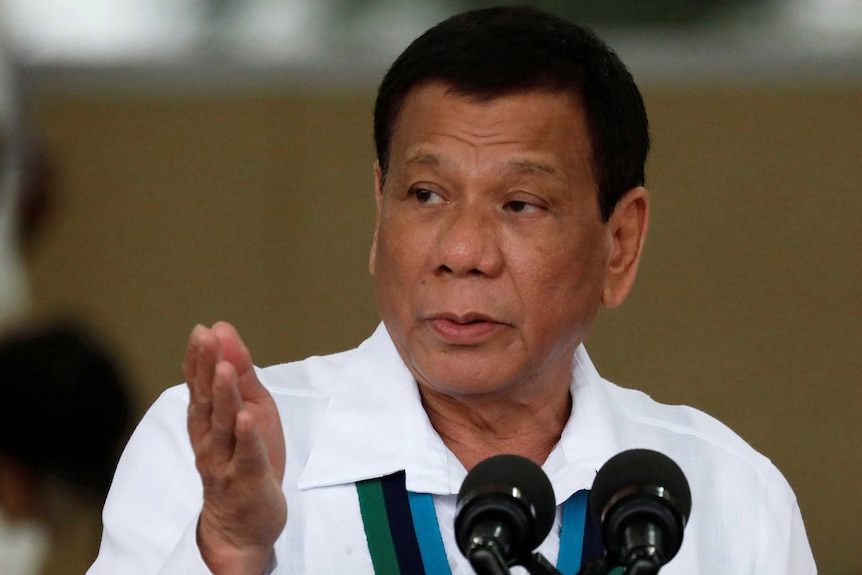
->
<box><xmin>357</xmin><ymin>472</ymin><xmax>604</xmax><ymax>575</ymax></box>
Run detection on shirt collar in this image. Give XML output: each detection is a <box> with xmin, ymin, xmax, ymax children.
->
<box><xmin>297</xmin><ymin>323</ymin><xmax>449</xmax><ymax>491</ymax></box>
<box><xmin>544</xmin><ymin>346</ymin><xmax>621</xmax><ymax>502</ymax></box>
<box><xmin>297</xmin><ymin>324</ymin><xmax>620</xmax><ymax>501</ymax></box>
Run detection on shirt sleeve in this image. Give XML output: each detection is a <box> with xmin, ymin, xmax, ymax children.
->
<box><xmin>787</xmin><ymin>499</ymin><xmax>817</xmax><ymax>575</ymax></box>
<box><xmin>86</xmin><ymin>386</ymin><xmax>215</xmax><ymax>575</ymax></box>
<box><xmin>758</xmin><ymin>462</ymin><xmax>817</xmax><ymax>575</ymax></box>
<box><xmin>157</xmin><ymin>517</ymin><xmax>219</xmax><ymax>575</ymax></box>
<box><xmin>156</xmin><ymin>519</ymin><xmax>282</xmax><ymax>575</ymax></box>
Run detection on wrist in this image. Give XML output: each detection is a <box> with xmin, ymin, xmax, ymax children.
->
<box><xmin>196</xmin><ymin>514</ymin><xmax>278</xmax><ymax>575</ymax></box>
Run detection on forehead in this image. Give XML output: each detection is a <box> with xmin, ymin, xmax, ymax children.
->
<box><xmin>396</xmin><ymin>81</ymin><xmax>585</xmax><ymax>127</ymax></box>
<box><xmin>389</xmin><ymin>82</ymin><xmax>592</xmax><ymax>170</ymax></box>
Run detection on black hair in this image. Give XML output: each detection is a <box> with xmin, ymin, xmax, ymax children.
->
<box><xmin>373</xmin><ymin>6</ymin><xmax>650</xmax><ymax>221</ymax></box>
<box><xmin>0</xmin><ymin>323</ymin><xmax>132</xmax><ymax>501</ymax></box>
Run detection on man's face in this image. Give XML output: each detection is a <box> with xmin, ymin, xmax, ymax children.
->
<box><xmin>370</xmin><ymin>83</ymin><xmax>616</xmax><ymax>402</ymax></box>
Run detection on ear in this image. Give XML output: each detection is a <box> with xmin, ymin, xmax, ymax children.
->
<box><xmin>369</xmin><ymin>161</ymin><xmax>384</xmax><ymax>276</ymax></box>
<box><xmin>601</xmin><ymin>186</ymin><xmax>649</xmax><ymax>308</ymax></box>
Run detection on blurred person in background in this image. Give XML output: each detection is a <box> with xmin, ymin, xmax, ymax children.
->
<box><xmin>0</xmin><ymin>34</ymin><xmax>31</xmax><ymax>329</ymax></box>
<box><xmin>0</xmin><ymin>34</ymin><xmax>131</xmax><ymax>575</ymax></box>
<box><xmin>0</xmin><ymin>32</ymin><xmax>50</xmax><ymax>331</ymax></box>
<box><xmin>0</xmin><ymin>323</ymin><xmax>131</xmax><ymax>575</ymax></box>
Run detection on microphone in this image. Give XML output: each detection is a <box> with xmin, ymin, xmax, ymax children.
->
<box><xmin>455</xmin><ymin>454</ymin><xmax>558</xmax><ymax>575</ymax></box>
<box><xmin>588</xmin><ymin>449</ymin><xmax>691</xmax><ymax>575</ymax></box>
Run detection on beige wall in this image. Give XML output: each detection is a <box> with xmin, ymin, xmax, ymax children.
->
<box><xmin>27</xmin><ymin>84</ymin><xmax>860</xmax><ymax>573</ymax></box>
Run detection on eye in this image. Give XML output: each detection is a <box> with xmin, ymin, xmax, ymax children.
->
<box><xmin>411</xmin><ymin>188</ymin><xmax>446</xmax><ymax>205</ymax></box>
<box><xmin>505</xmin><ymin>200</ymin><xmax>541</xmax><ymax>214</ymax></box>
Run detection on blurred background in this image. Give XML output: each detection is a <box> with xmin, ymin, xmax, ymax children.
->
<box><xmin>0</xmin><ymin>0</ymin><xmax>858</xmax><ymax>573</ymax></box>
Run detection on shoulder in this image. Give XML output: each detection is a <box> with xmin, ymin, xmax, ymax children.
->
<box><xmin>256</xmin><ymin>344</ymin><xmax>363</xmax><ymax>398</ymax></box>
<box><xmin>574</xmin><ymin>348</ymin><xmax>774</xmax><ymax>477</ymax></box>
<box><xmin>142</xmin><ymin>344</ymin><xmax>361</xmax><ymax>420</ymax></box>
<box><xmin>592</xmin><ymin>378</ymin><xmax>803</xmax><ymax>521</ymax></box>
<box><xmin>606</xmin><ymin>382</ymin><xmax>760</xmax><ymax>456</ymax></box>
<box><xmin>255</xmin><ymin>324</ymin><xmax>394</xmax><ymax>399</ymax></box>
<box><xmin>599</xmin><ymin>379</ymin><xmax>775</xmax><ymax>476</ymax></box>
<box><xmin>596</xmin><ymin>381</ymin><xmax>814</xmax><ymax>569</ymax></box>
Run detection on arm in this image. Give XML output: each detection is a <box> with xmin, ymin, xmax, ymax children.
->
<box><xmin>88</xmin><ymin>323</ymin><xmax>287</xmax><ymax>575</ymax></box>
<box><xmin>758</xmin><ymin>463</ymin><xmax>817</xmax><ymax>575</ymax></box>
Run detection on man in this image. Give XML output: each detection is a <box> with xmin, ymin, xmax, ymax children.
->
<box><xmin>0</xmin><ymin>323</ymin><xmax>131</xmax><ymax>575</ymax></box>
<box><xmin>88</xmin><ymin>6</ymin><xmax>816</xmax><ymax>575</ymax></box>
<box><xmin>0</xmin><ymin>38</ymin><xmax>129</xmax><ymax>575</ymax></box>
<box><xmin>0</xmin><ymin>35</ymin><xmax>63</xmax><ymax>575</ymax></box>
<box><xmin>0</xmin><ymin>34</ymin><xmax>50</xmax><ymax>331</ymax></box>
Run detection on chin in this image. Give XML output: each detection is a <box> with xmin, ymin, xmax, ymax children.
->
<box><xmin>416</xmin><ymin>362</ymin><xmax>525</xmax><ymax>400</ymax></box>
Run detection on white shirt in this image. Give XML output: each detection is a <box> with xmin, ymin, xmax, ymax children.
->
<box><xmin>0</xmin><ymin>509</ymin><xmax>49</xmax><ymax>575</ymax></box>
<box><xmin>88</xmin><ymin>323</ymin><xmax>816</xmax><ymax>575</ymax></box>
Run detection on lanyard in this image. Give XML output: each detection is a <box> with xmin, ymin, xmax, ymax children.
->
<box><xmin>357</xmin><ymin>471</ymin><xmax>605</xmax><ymax>575</ymax></box>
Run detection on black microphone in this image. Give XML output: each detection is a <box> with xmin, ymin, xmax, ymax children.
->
<box><xmin>588</xmin><ymin>449</ymin><xmax>692</xmax><ymax>575</ymax></box>
<box><xmin>455</xmin><ymin>454</ymin><xmax>558</xmax><ymax>575</ymax></box>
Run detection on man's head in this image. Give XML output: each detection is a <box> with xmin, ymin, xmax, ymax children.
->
<box><xmin>369</xmin><ymin>7</ymin><xmax>650</xmax><ymax>403</ymax></box>
<box><xmin>374</xmin><ymin>5</ymin><xmax>650</xmax><ymax>222</ymax></box>
<box><xmin>0</xmin><ymin>323</ymin><xmax>131</xmax><ymax>504</ymax></box>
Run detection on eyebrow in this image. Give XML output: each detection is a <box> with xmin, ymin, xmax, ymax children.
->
<box><xmin>506</xmin><ymin>159</ymin><xmax>557</xmax><ymax>176</ymax></box>
<box><xmin>404</xmin><ymin>152</ymin><xmax>558</xmax><ymax>177</ymax></box>
<box><xmin>404</xmin><ymin>152</ymin><xmax>442</xmax><ymax>167</ymax></box>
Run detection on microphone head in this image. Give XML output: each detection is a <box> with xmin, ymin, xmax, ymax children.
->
<box><xmin>455</xmin><ymin>454</ymin><xmax>556</xmax><ymax>562</ymax></box>
<box><xmin>589</xmin><ymin>449</ymin><xmax>692</xmax><ymax>566</ymax></box>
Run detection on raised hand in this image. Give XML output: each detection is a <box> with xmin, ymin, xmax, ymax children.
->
<box><xmin>183</xmin><ymin>322</ymin><xmax>287</xmax><ymax>575</ymax></box>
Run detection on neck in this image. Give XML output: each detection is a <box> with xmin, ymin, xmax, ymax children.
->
<box><xmin>419</xmin><ymin>383</ymin><xmax>572</xmax><ymax>471</ymax></box>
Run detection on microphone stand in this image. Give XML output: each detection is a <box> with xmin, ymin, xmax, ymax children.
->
<box><xmin>468</xmin><ymin>544</ymin><xmax>562</xmax><ymax>575</ymax></box>
<box><xmin>467</xmin><ymin>540</ymin><xmax>510</xmax><ymax>575</ymax></box>
<box><xmin>576</xmin><ymin>555</ymin><xmax>613</xmax><ymax>575</ymax></box>
<box><xmin>624</xmin><ymin>558</ymin><xmax>660</xmax><ymax>575</ymax></box>
<box><xmin>468</xmin><ymin>541</ymin><xmax>657</xmax><ymax>575</ymax></box>
<box><xmin>575</xmin><ymin>553</ymin><xmax>661</xmax><ymax>575</ymax></box>
<box><xmin>523</xmin><ymin>552</ymin><xmax>563</xmax><ymax>575</ymax></box>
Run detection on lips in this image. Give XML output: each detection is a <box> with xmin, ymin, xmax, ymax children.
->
<box><xmin>426</xmin><ymin>312</ymin><xmax>504</xmax><ymax>345</ymax></box>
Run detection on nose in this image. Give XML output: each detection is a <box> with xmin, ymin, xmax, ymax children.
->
<box><xmin>434</xmin><ymin>205</ymin><xmax>504</xmax><ymax>278</ymax></box>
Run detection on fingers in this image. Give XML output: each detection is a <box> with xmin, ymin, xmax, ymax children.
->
<box><xmin>186</xmin><ymin>325</ymin><xmax>221</xmax><ymax>443</ymax></box>
<box><xmin>209</xmin><ymin>361</ymin><xmax>242</xmax><ymax>463</ymax></box>
<box><xmin>211</xmin><ymin>321</ymin><xmax>269</xmax><ymax>403</ymax></box>
<box><xmin>185</xmin><ymin>322</ymin><xmax>272</xmax><ymax>465</ymax></box>
<box><xmin>211</xmin><ymin>322</ymin><xmax>252</xmax><ymax>374</ymax></box>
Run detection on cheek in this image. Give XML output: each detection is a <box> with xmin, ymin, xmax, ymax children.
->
<box><xmin>377</xmin><ymin>207</ymin><xmax>436</xmax><ymax>272</ymax></box>
<box><xmin>373</xmin><ymin>218</ymin><xmax>421</xmax><ymax>302</ymax></box>
<box><xmin>517</xmin><ymin>235</ymin><xmax>608</xmax><ymax>316</ymax></box>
